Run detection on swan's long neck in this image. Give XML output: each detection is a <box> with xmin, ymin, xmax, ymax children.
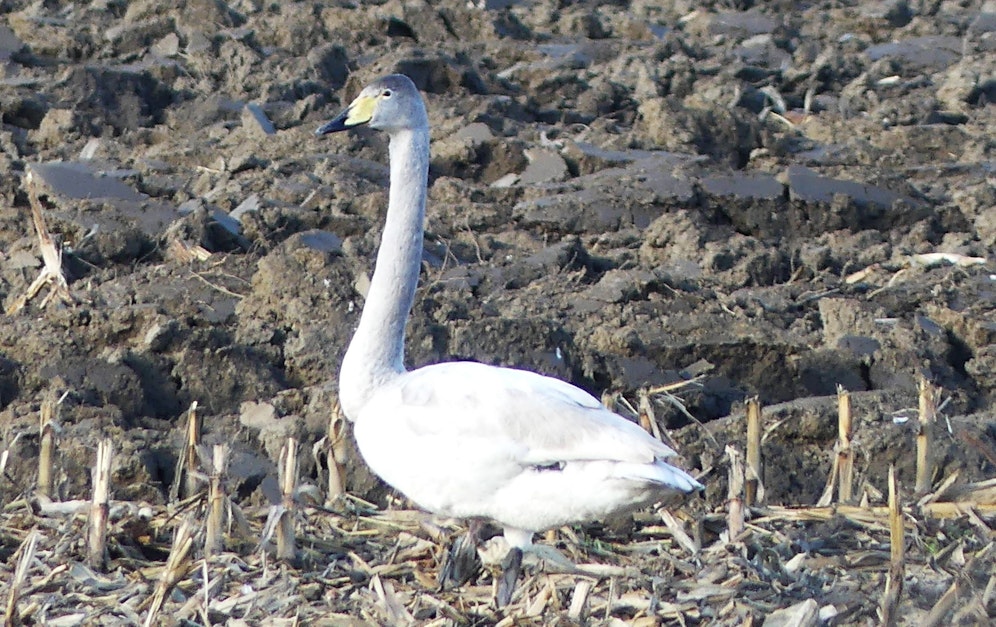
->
<box><xmin>339</xmin><ymin>127</ymin><xmax>429</xmax><ymax>419</ymax></box>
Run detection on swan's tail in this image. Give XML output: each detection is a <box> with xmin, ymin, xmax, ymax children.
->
<box><xmin>616</xmin><ymin>459</ymin><xmax>704</xmax><ymax>494</ymax></box>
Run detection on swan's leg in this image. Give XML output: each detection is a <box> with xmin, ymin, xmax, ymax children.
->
<box><xmin>496</xmin><ymin>546</ymin><xmax>523</xmax><ymax>608</ymax></box>
<box><xmin>496</xmin><ymin>527</ymin><xmax>605</xmax><ymax>606</ymax></box>
<box><xmin>437</xmin><ymin>520</ymin><xmax>482</xmax><ymax>590</ymax></box>
<box><xmin>523</xmin><ymin>542</ymin><xmax>578</xmax><ymax>572</ymax></box>
<box><xmin>494</xmin><ymin>527</ymin><xmax>533</xmax><ymax>607</ymax></box>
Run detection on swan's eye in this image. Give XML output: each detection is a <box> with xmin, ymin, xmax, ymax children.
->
<box><xmin>382</xmin><ymin>89</ymin><xmax>393</xmax><ymax>98</ymax></box>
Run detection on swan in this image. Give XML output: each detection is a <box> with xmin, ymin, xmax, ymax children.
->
<box><xmin>316</xmin><ymin>74</ymin><xmax>703</xmax><ymax>591</ymax></box>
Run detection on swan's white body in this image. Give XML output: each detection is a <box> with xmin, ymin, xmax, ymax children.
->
<box><xmin>318</xmin><ymin>75</ymin><xmax>702</xmax><ymax>550</ymax></box>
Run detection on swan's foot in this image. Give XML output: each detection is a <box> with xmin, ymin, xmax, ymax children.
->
<box><xmin>437</xmin><ymin>522</ymin><xmax>482</xmax><ymax>590</ymax></box>
<box><xmin>496</xmin><ymin>547</ymin><xmax>523</xmax><ymax>608</ymax></box>
<box><xmin>483</xmin><ymin>532</ymin><xmax>584</xmax><ymax>607</ymax></box>
<box><xmin>524</xmin><ymin>542</ymin><xmax>581</xmax><ymax>573</ymax></box>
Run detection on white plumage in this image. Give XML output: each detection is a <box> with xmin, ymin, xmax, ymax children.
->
<box><xmin>316</xmin><ymin>74</ymin><xmax>702</xmax><ymax>554</ymax></box>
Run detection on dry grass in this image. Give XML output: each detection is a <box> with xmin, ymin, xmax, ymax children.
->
<box><xmin>1</xmin><ymin>414</ymin><xmax>994</xmax><ymax>626</ymax></box>
<box><xmin>1</xmin><ymin>381</ymin><xmax>994</xmax><ymax>625</ymax></box>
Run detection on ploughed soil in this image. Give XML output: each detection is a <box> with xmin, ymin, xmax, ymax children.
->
<box><xmin>1</xmin><ymin>0</ymin><xmax>995</xmax><ymax>625</ymax></box>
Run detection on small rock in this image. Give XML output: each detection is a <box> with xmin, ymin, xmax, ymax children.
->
<box><xmin>143</xmin><ymin>318</ymin><xmax>178</xmax><ymax>352</ymax></box>
<box><xmin>837</xmin><ymin>335</ymin><xmax>881</xmax><ymax>357</ymax></box>
<box><xmin>817</xmin><ymin>605</ymin><xmax>839</xmax><ymax>623</ymax></box>
<box><xmin>0</xmin><ymin>23</ymin><xmax>24</xmax><ymax>61</ymax></box>
<box><xmin>227</xmin><ymin>148</ymin><xmax>265</xmax><ymax>174</ymax></box>
<box><xmin>242</xmin><ymin>103</ymin><xmax>276</xmax><ymax>135</ymax></box>
<box><xmin>238</xmin><ymin>400</ymin><xmax>305</xmax><ymax>462</ymax></box>
<box><xmin>914</xmin><ymin>314</ymin><xmax>944</xmax><ymax>337</ymax></box>
<box><xmin>515</xmin><ymin>156</ymin><xmax>695</xmax><ymax>232</ymax></box>
<box><xmin>968</xmin><ymin>11</ymin><xmax>996</xmax><ymax>38</ymax></box>
<box><xmin>864</xmin><ymin>36</ymin><xmax>961</xmax><ymax>70</ymax></box>
<box><xmin>519</xmin><ymin>148</ymin><xmax>568</xmax><ymax>185</ymax></box>
<box><xmin>4</xmin><ymin>249</ymin><xmax>39</xmax><ymax>270</ymax></box>
<box><xmin>184</xmin><ymin>29</ymin><xmax>212</xmax><ymax>55</ymax></box>
<box><xmin>819</xmin><ymin>298</ymin><xmax>874</xmax><ymax>347</ymax></box>
<box><xmin>732</xmin><ymin>34</ymin><xmax>793</xmax><ymax>70</ymax></box>
<box><xmin>761</xmin><ymin>599</ymin><xmax>818</xmax><ymax>627</ymax></box>
<box><xmin>152</xmin><ymin>32</ymin><xmax>181</xmax><ymax>57</ymax></box>
<box><xmin>708</xmin><ymin>10</ymin><xmax>779</xmax><ymax>37</ymax></box>
<box><xmin>29</xmin><ymin>161</ymin><xmax>145</xmax><ymax>202</ymax></box>
<box><xmin>239</xmin><ymin>401</ymin><xmax>279</xmax><ymax>431</ymax></box>
<box><xmin>490</xmin><ymin>173</ymin><xmax>518</xmax><ymax>188</ymax></box>
<box><xmin>104</xmin><ymin>17</ymin><xmax>173</xmax><ymax>53</ymax></box>
<box><xmin>585</xmin><ymin>269</ymin><xmax>654</xmax><ymax>303</ymax></box>
<box><xmin>521</xmin><ymin>237</ymin><xmax>588</xmax><ymax>274</ymax></box>
<box><xmin>210</xmin><ymin>207</ymin><xmax>242</xmax><ymax>237</ymax></box>
<box><xmin>31</xmin><ymin>109</ymin><xmax>76</xmax><ymax>149</ymax></box>
<box><xmin>455</xmin><ymin>122</ymin><xmax>494</xmax><ymax>143</ymax></box>
<box><xmin>786</xmin><ymin>165</ymin><xmax>913</xmax><ymax>210</ymax></box>
<box><xmin>78</xmin><ymin>138</ymin><xmax>102</xmax><ymax>160</ymax></box>
<box><xmin>230</xmin><ymin>194</ymin><xmax>261</xmax><ymax>223</ymax></box>
<box><xmin>562</xmin><ymin>141</ymin><xmax>662</xmax><ymax>175</ymax></box>
<box><xmin>296</xmin><ymin>229</ymin><xmax>344</xmax><ymax>254</ymax></box>
<box><xmin>436</xmin><ymin>267</ymin><xmax>479</xmax><ymax>292</ymax></box>
<box><xmin>937</xmin><ymin>57</ymin><xmax>996</xmax><ymax>109</ymax></box>
<box><xmin>701</xmin><ymin>173</ymin><xmax>783</xmax><ymax>200</ymax></box>
<box><xmin>859</xmin><ymin>0</ymin><xmax>912</xmax><ymax>27</ymax></box>
<box><xmin>226</xmin><ymin>449</ymin><xmax>278</xmax><ymax>502</ymax></box>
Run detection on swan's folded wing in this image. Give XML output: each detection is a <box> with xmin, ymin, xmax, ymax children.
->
<box><xmin>387</xmin><ymin>361</ymin><xmax>679</xmax><ymax>467</ymax></box>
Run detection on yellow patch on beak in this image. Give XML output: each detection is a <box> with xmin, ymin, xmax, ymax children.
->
<box><xmin>345</xmin><ymin>95</ymin><xmax>377</xmax><ymax>127</ymax></box>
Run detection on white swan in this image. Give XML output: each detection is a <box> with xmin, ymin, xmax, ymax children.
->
<box><xmin>316</xmin><ymin>74</ymin><xmax>703</xmax><ymax>571</ymax></box>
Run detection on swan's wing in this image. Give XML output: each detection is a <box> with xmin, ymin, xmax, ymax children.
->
<box><xmin>384</xmin><ymin>361</ymin><xmax>679</xmax><ymax>467</ymax></box>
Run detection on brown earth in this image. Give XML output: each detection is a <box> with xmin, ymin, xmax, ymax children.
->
<box><xmin>1</xmin><ymin>0</ymin><xmax>995</xmax><ymax>625</ymax></box>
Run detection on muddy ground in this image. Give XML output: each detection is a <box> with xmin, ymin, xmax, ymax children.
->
<box><xmin>0</xmin><ymin>0</ymin><xmax>995</xmax><ymax>625</ymax></box>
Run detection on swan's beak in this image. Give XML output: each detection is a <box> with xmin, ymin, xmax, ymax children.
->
<box><xmin>316</xmin><ymin>95</ymin><xmax>376</xmax><ymax>135</ymax></box>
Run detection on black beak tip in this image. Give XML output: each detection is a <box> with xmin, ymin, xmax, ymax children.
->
<box><xmin>315</xmin><ymin>120</ymin><xmax>338</xmax><ymax>136</ymax></box>
<box><xmin>316</xmin><ymin>110</ymin><xmax>351</xmax><ymax>136</ymax></box>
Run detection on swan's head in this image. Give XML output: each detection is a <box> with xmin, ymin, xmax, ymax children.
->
<box><xmin>316</xmin><ymin>74</ymin><xmax>428</xmax><ymax>136</ymax></box>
